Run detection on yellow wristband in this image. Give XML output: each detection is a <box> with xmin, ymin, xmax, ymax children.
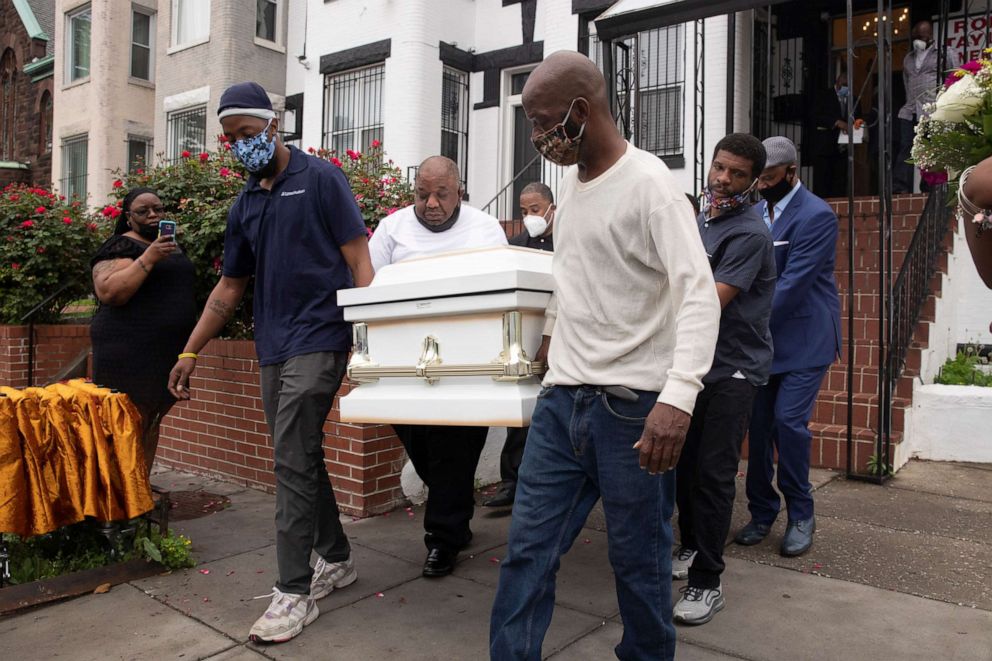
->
<box><xmin>178</xmin><ymin>352</ymin><xmax>198</xmax><ymax>360</ymax></box>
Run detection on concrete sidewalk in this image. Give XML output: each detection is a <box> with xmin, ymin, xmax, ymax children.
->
<box><xmin>1</xmin><ymin>460</ymin><xmax>990</xmax><ymax>660</ymax></box>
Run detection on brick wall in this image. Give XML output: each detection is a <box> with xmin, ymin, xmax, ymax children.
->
<box><xmin>0</xmin><ymin>324</ymin><xmax>91</xmax><ymax>388</ymax></box>
<box><xmin>156</xmin><ymin>338</ymin><xmax>407</xmax><ymax>517</ymax></box>
<box><xmin>0</xmin><ymin>0</ymin><xmax>54</xmax><ymax>187</ymax></box>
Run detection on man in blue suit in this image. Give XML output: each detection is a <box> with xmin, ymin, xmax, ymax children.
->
<box><xmin>735</xmin><ymin>137</ymin><xmax>841</xmax><ymax>557</ymax></box>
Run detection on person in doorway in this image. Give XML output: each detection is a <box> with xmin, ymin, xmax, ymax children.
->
<box><xmin>735</xmin><ymin>136</ymin><xmax>841</xmax><ymax>558</ymax></box>
<box><xmin>489</xmin><ymin>51</ymin><xmax>720</xmax><ymax>661</ymax></box>
<box><xmin>90</xmin><ymin>187</ymin><xmax>196</xmax><ymax>475</ymax></box>
<box><xmin>673</xmin><ymin>134</ymin><xmax>775</xmax><ymax>626</ymax></box>
<box><xmin>812</xmin><ymin>72</ymin><xmax>856</xmax><ymax>199</ymax></box>
<box><xmin>368</xmin><ymin>155</ymin><xmax>508</xmax><ymax>578</ymax></box>
<box><xmin>167</xmin><ymin>82</ymin><xmax>374</xmax><ymax>644</ymax></box>
<box><xmin>483</xmin><ymin>181</ymin><xmax>556</xmax><ymax>509</ymax></box>
<box><xmin>894</xmin><ymin>20</ymin><xmax>960</xmax><ymax>193</ymax></box>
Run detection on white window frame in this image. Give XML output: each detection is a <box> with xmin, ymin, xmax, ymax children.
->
<box><xmin>65</xmin><ymin>5</ymin><xmax>92</xmax><ymax>85</ymax></box>
<box><xmin>130</xmin><ymin>6</ymin><xmax>156</xmax><ymax>82</ymax></box>
<box><xmin>254</xmin><ymin>0</ymin><xmax>284</xmax><ymax>48</ymax></box>
<box><xmin>171</xmin><ymin>0</ymin><xmax>211</xmax><ymax>50</ymax></box>
<box><xmin>322</xmin><ymin>64</ymin><xmax>384</xmax><ymax>154</ymax></box>
<box><xmin>166</xmin><ymin>104</ymin><xmax>207</xmax><ymax>161</ymax></box>
<box><xmin>127</xmin><ymin>135</ymin><xmax>153</xmax><ymax>172</ymax></box>
<box><xmin>61</xmin><ymin>134</ymin><xmax>89</xmax><ymax>201</ymax></box>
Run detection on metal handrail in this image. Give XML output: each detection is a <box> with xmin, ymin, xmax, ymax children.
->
<box><xmin>19</xmin><ymin>281</ymin><xmax>74</xmax><ymax>388</ymax></box>
<box><xmin>481</xmin><ymin>152</ymin><xmax>543</xmax><ymax>218</ymax></box>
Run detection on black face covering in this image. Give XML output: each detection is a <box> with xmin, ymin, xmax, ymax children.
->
<box><xmin>130</xmin><ymin>220</ymin><xmax>160</xmax><ymax>242</ymax></box>
<box><xmin>759</xmin><ymin>177</ymin><xmax>795</xmax><ymax>206</ymax></box>
<box><xmin>415</xmin><ymin>204</ymin><xmax>461</xmax><ymax>233</ymax></box>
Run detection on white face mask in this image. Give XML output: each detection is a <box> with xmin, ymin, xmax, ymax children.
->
<box><xmin>913</xmin><ymin>39</ymin><xmax>928</xmax><ymax>52</ymax></box>
<box><xmin>523</xmin><ymin>207</ymin><xmax>553</xmax><ymax>237</ymax></box>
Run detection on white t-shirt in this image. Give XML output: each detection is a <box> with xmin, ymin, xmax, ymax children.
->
<box><xmin>369</xmin><ymin>204</ymin><xmax>508</xmax><ymax>270</ymax></box>
<box><xmin>543</xmin><ymin>142</ymin><xmax>721</xmax><ymax>414</ymax></box>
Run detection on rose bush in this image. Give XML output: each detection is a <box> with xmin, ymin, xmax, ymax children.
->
<box><xmin>0</xmin><ymin>184</ymin><xmax>106</xmax><ymax>323</ymax></box>
<box><xmin>309</xmin><ymin>140</ymin><xmax>414</xmax><ymax>231</ymax></box>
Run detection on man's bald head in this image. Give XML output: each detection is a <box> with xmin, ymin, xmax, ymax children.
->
<box><xmin>522</xmin><ymin>51</ymin><xmax>609</xmax><ymax>121</ymax></box>
<box><xmin>414</xmin><ymin>155</ymin><xmax>463</xmax><ymax>226</ymax></box>
<box><xmin>417</xmin><ymin>155</ymin><xmax>461</xmax><ymax>184</ymax></box>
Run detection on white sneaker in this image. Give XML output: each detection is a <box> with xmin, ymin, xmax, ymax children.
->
<box><xmin>673</xmin><ymin>584</ymin><xmax>725</xmax><ymax>625</ymax></box>
<box><xmin>248</xmin><ymin>588</ymin><xmax>319</xmax><ymax>643</ymax></box>
<box><xmin>310</xmin><ymin>556</ymin><xmax>358</xmax><ymax>600</ymax></box>
<box><xmin>671</xmin><ymin>546</ymin><xmax>697</xmax><ymax>580</ymax></box>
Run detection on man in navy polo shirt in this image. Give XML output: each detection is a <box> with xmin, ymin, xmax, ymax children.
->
<box><xmin>672</xmin><ymin>133</ymin><xmax>775</xmax><ymax>625</ymax></box>
<box><xmin>168</xmin><ymin>82</ymin><xmax>374</xmax><ymax>644</ymax></box>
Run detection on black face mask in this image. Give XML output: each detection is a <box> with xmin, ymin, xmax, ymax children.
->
<box><xmin>415</xmin><ymin>204</ymin><xmax>461</xmax><ymax>233</ymax></box>
<box><xmin>759</xmin><ymin>177</ymin><xmax>795</xmax><ymax>206</ymax></box>
<box><xmin>130</xmin><ymin>219</ymin><xmax>160</xmax><ymax>241</ymax></box>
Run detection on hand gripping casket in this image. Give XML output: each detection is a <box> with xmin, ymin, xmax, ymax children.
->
<box><xmin>336</xmin><ymin>246</ymin><xmax>554</xmax><ymax>426</ymax></box>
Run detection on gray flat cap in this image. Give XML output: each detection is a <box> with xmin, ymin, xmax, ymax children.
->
<box><xmin>762</xmin><ymin>137</ymin><xmax>798</xmax><ymax>167</ymax></box>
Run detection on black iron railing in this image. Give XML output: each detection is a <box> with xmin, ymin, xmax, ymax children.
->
<box><xmin>19</xmin><ymin>282</ymin><xmax>73</xmax><ymax>388</ymax></box>
<box><xmin>481</xmin><ymin>154</ymin><xmax>566</xmax><ymax>221</ymax></box>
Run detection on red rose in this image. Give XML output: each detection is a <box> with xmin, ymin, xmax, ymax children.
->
<box><xmin>87</xmin><ymin>222</ymin><xmax>98</xmax><ymax>231</ymax></box>
<box><xmin>11</xmin><ymin>263</ymin><xmax>20</xmax><ymax>270</ymax></box>
<box><xmin>224</xmin><ymin>143</ymin><xmax>232</xmax><ymax>151</ymax></box>
<box><xmin>182</xmin><ymin>150</ymin><xmax>191</xmax><ymax>158</ymax></box>
<box><xmin>109</xmin><ymin>207</ymin><xmax>121</xmax><ymax>218</ymax></box>
<box><xmin>346</xmin><ymin>150</ymin><xmax>360</xmax><ymax>160</ymax></box>
<box><xmin>36</xmin><ymin>246</ymin><xmax>45</xmax><ymax>254</ymax></box>
<box><xmin>331</xmin><ymin>157</ymin><xmax>343</xmax><ymax>167</ymax></box>
<box><xmin>101</xmin><ymin>206</ymin><xmax>114</xmax><ymax>217</ymax></box>
<box><xmin>136</xmin><ymin>169</ymin><xmax>144</xmax><ymax>175</ymax></box>
<box><xmin>219</xmin><ymin>167</ymin><xmax>231</xmax><ymax>177</ymax></box>
<box><xmin>62</xmin><ymin>217</ymin><xmax>72</xmax><ymax>224</ymax></box>
<box><xmin>112</xmin><ymin>179</ymin><xmax>123</xmax><ymax>188</ymax></box>
<box><xmin>307</xmin><ymin>147</ymin><xmax>316</xmax><ymax>154</ymax></box>
<box><xmin>34</xmin><ymin>206</ymin><xmax>45</xmax><ymax>213</ymax></box>
<box><xmin>20</xmin><ymin>220</ymin><xmax>34</xmax><ymax>229</ymax></box>
<box><xmin>218</xmin><ymin>134</ymin><xmax>229</xmax><ymax>143</ymax></box>
<box><xmin>371</xmin><ymin>139</ymin><xmax>381</xmax><ymax>148</ymax></box>
<box><xmin>8</xmin><ymin>193</ymin><xmax>19</xmax><ymax>201</ymax></box>
<box><xmin>199</xmin><ymin>152</ymin><xmax>209</xmax><ymax>162</ymax></box>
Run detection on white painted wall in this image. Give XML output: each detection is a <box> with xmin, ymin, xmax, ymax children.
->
<box><xmin>908</xmin><ymin>385</ymin><xmax>992</xmax><ymax>462</ymax></box>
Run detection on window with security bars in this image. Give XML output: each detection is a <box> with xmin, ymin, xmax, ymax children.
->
<box><xmin>61</xmin><ymin>135</ymin><xmax>88</xmax><ymax>200</ymax></box>
<box><xmin>441</xmin><ymin>67</ymin><xmax>469</xmax><ymax>185</ymax></box>
<box><xmin>128</xmin><ymin>136</ymin><xmax>152</xmax><ymax>172</ymax></box>
<box><xmin>167</xmin><ymin>105</ymin><xmax>206</xmax><ymax>160</ymax></box>
<box><xmin>323</xmin><ymin>64</ymin><xmax>384</xmax><ymax>154</ymax></box>
<box><xmin>588</xmin><ymin>23</ymin><xmax>685</xmax><ymax>158</ymax></box>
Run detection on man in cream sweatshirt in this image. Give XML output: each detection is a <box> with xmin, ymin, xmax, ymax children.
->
<box><xmin>489</xmin><ymin>52</ymin><xmax>720</xmax><ymax>661</ymax></box>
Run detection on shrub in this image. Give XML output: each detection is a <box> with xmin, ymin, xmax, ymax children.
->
<box><xmin>309</xmin><ymin>140</ymin><xmax>414</xmax><ymax>231</ymax></box>
<box><xmin>935</xmin><ymin>350</ymin><xmax>992</xmax><ymax>386</ymax></box>
<box><xmin>0</xmin><ymin>184</ymin><xmax>107</xmax><ymax>324</ymax></box>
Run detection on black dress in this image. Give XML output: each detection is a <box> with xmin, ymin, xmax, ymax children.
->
<box><xmin>90</xmin><ymin>236</ymin><xmax>197</xmax><ymax>410</ymax></box>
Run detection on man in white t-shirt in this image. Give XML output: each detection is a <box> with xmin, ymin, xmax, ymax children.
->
<box><xmin>488</xmin><ymin>52</ymin><xmax>720</xmax><ymax>661</ymax></box>
<box><xmin>369</xmin><ymin>156</ymin><xmax>507</xmax><ymax>579</ymax></box>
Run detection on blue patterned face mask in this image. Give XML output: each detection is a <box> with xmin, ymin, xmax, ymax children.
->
<box><xmin>232</xmin><ymin>119</ymin><xmax>276</xmax><ymax>174</ymax></box>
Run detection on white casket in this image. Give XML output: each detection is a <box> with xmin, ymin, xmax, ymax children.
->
<box><xmin>336</xmin><ymin>246</ymin><xmax>554</xmax><ymax>426</ymax></box>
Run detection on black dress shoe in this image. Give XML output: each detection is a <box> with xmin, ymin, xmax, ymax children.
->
<box><xmin>483</xmin><ymin>484</ymin><xmax>515</xmax><ymax>508</ymax></box>
<box><xmin>780</xmin><ymin>517</ymin><xmax>815</xmax><ymax>557</ymax></box>
<box><xmin>733</xmin><ymin>519</ymin><xmax>773</xmax><ymax>546</ymax></box>
<box><xmin>422</xmin><ymin>547</ymin><xmax>457</xmax><ymax>578</ymax></box>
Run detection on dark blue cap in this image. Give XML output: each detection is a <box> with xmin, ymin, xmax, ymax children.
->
<box><xmin>218</xmin><ymin>82</ymin><xmax>275</xmax><ymax>120</ymax></box>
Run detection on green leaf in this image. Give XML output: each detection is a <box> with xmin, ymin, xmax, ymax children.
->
<box><xmin>141</xmin><ymin>536</ymin><xmax>163</xmax><ymax>563</ymax></box>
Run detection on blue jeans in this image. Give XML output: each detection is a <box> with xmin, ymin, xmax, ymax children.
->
<box><xmin>489</xmin><ymin>385</ymin><xmax>676</xmax><ymax>661</ymax></box>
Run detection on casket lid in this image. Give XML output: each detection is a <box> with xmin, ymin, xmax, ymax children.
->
<box><xmin>338</xmin><ymin>246</ymin><xmax>554</xmax><ymax>307</ymax></box>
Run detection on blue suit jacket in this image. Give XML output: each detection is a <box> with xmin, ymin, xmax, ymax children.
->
<box><xmin>756</xmin><ymin>185</ymin><xmax>841</xmax><ymax>374</ymax></box>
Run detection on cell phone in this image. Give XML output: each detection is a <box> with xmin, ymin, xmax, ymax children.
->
<box><xmin>158</xmin><ymin>220</ymin><xmax>177</xmax><ymax>241</ymax></box>
<box><xmin>603</xmin><ymin>385</ymin><xmax>639</xmax><ymax>402</ymax></box>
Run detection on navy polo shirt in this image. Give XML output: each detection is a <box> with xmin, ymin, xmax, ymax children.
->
<box><xmin>697</xmin><ymin>204</ymin><xmax>776</xmax><ymax>386</ymax></box>
<box><xmin>223</xmin><ymin>146</ymin><xmax>367</xmax><ymax>365</ymax></box>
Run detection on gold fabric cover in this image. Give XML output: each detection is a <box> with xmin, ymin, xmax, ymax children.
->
<box><xmin>0</xmin><ymin>379</ymin><xmax>153</xmax><ymax>537</ymax></box>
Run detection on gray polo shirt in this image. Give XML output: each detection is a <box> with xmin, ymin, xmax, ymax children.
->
<box><xmin>697</xmin><ymin>205</ymin><xmax>775</xmax><ymax>386</ymax></box>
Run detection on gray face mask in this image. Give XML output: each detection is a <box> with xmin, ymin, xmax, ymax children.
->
<box><xmin>415</xmin><ymin>205</ymin><xmax>461</xmax><ymax>233</ymax></box>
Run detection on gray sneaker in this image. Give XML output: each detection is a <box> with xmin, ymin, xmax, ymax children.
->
<box><xmin>673</xmin><ymin>584</ymin><xmax>725</xmax><ymax>625</ymax></box>
<box><xmin>671</xmin><ymin>546</ymin><xmax>697</xmax><ymax>580</ymax></box>
<box><xmin>310</xmin><ymin>556</ymin><xmax>358</xmax><ymax>600</ymax></box>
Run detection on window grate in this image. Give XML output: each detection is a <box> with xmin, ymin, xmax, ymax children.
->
<box><xmin>441</xmin><ymin>67</ymin><xmax>470</xmax><ymax>186</ymax></box>
<box><xmin>61</xmin><ymin>135</ymin><xmax>88</xmax><ymax>200</ymax></box>
<box><xmin>323</xmin><ymin>64</ymin><xmax>384</xmax><ymax>154</ymax></box>
<box><xmin>127</xmin><ymin>136</ymin><xmax>152</xmax><ymax>172</ymax></box>
<box><xmin>167</xmin><ymin>105</ymin><xmax>207</xmax><ymax>161</ymax></box>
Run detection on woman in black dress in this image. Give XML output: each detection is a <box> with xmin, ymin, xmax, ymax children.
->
<box><xmin>90</xmin><ymin>187</ymin><xmax>196</xmax><ymax>474</ymax></box>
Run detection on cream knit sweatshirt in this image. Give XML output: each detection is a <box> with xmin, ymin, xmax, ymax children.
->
<box><xmin>543</xmin><ymin>143</ymin><xmax>720</xmax><ymax>414</ymax></box>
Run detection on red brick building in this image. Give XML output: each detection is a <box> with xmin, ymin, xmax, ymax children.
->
<box><xmin>0</xmin><ymin>0</ymin><xmax>54</xmax><ymax>188</ymax></box>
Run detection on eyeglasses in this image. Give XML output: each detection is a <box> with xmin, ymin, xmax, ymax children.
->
<box><xmin>130</xmin><ymin>205</ymin><xmax>166</xmax><ymax>218</ymax></box>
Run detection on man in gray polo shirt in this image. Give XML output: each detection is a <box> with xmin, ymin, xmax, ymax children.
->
<box><xmin>673</xmin><ymin>133</ymin><xmax>775</xmax><ymax>625</ymax></box>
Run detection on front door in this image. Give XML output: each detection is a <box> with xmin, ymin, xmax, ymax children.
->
<box><xmin>512</xmin><ymin>105</ymin><xmax>542</xmax><ymax>219</ymax></box>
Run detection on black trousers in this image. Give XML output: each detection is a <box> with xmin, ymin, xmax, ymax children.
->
<box><xmin>813</xmin><ymin>151</ymin><xmax>848</xmax><ymax>199</ymax></box>
<box><xmin>498</xmin><ymin>426</ymin><xmax>528</xmax><ymax>486</ymax></box>
<box><xmin>393</xmin><ymin>424</ymin><xmax>488</xmax><ymax>552</ymax></box>
<box><xmin>675</xmin><ymin>378</ymin><xmax>757</xmax><ymax>589</ymax></box>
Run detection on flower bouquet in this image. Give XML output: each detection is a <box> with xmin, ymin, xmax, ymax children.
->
<box><xmin>911</xmin><ymin>55</ymin><xmax>992</xmax><ymax>232</ymax></box>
